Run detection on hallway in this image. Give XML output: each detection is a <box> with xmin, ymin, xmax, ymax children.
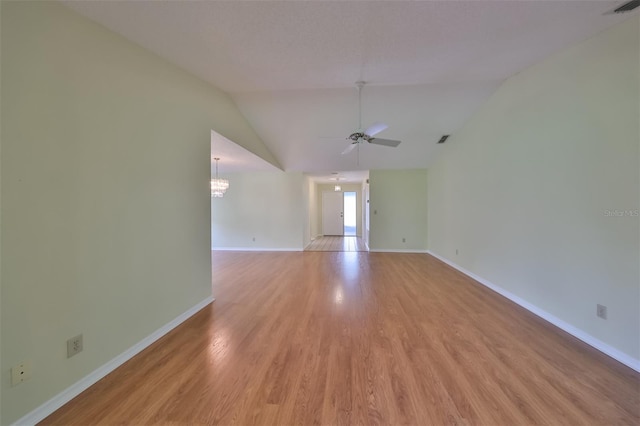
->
<box><xmin>305</xmin><ymin>236</ymin><xmax>367</xmax><ymax>252</ymax></box>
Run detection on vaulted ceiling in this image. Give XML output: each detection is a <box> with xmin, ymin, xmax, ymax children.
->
<box><xmin>64</xmin><ymin>0</ymin><xmax>636</xmax><ymax>176</ymax></box>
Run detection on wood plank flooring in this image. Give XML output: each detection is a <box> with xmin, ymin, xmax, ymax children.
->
<box><xmin>42</xmin><ymin>252</ymin><xmax>639</xmax><ymax>425</ymax></box>
<box><xmin>305</xmin><ymin>236</ymin><xmax>368</xmax><ymax>252</ymax></box>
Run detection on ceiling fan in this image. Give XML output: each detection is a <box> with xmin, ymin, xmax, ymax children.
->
<box><xmin>341</xmin><ymin>81</ymin><xmax>401</xmax><ymax>155</ymax></box>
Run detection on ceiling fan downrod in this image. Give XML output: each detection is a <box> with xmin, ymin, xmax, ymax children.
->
<box><xmin>356</xmin><ymin>80</ymin><xmax>365</xmax><ymax>132</ymax></box>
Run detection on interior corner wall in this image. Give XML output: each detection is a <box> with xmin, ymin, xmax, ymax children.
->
<box><xmin>211</xmin><ymin>172</ymin><xmax>305</xmax><ymax>250</ymax></box>
<box><xmin>427</xmin><ymin>16</ymin><xmax>640</xmax><ymax>362</ymax></box>
<box><xmin>305</xmin><ymin>177</ymin><xmax>318</xmax><ymax>246</ymax></box>
<box><xmin>0</xmin><ymin>2</ymin><xmax>275</xmax><ymax>423</ymax></box>
<box><xmin>0</xmin><ymin>1</ymin><xmax>3</xmax><ymax>421</ymax></box>
<box><xmin>316</xmin><ymin>184</ymin><xmax>363</xmax><ymax>237</ymax></box>
<box><xmin>303</xmin><ymin>176</ymin><xmax>310</xmax><ymax>248</ymax></box>
<box><xmin>362</xmin><ymin>176</ymin><xmax>370</xmax><ymax>248</ymax></box>
<box><xmin>369</xmin><ymin>169</ymin><xmax>428</xmax><ymax>252</ymax></box>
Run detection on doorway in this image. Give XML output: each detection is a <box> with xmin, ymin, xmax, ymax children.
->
<box><xmin>343</xmin><ymin>191</ymin><xmax>357</xmax><ymax>236</ymax></box>
<box><xmin>308</xmin><ymin>187</ymin><xmax>367</xmax><ymax>252</ymax></box>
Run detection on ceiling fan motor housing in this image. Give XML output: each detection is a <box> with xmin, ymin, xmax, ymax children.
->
<box><xmin>349</xmin><ymin>132</ymin><xmax>369</xmax><ymax>142</ymax></box>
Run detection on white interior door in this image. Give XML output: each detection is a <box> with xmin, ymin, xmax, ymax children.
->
<box><xmin>322</xmin><ymin>191</ymin><xmax>344</xmax><ymax>235</ymax></box>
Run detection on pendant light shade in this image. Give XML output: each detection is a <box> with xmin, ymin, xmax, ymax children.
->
<box><xmin>211</xmin><ymin>157</ymin><xmax>229</xmax><ymax>198</ymax></box>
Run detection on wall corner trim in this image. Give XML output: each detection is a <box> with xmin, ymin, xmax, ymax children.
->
<box><xmin>426</xmin><ymin>250</ymin><xmax>640</xmax><ymax>373</ymax></box>
<box><xmin>11</xmin><ymin>296</ymin><xmax>215</xmax><ymax>426</ymax></box>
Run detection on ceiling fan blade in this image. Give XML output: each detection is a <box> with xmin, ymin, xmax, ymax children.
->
<box><xmin>342</xmin><ymin>143</ymin><xmax>358</xmax><ymax>155</ymax></box>
<box><xmin>364</xmin><ymin>122</ymin><xmax>388</xmax><ymax>137</ymax></box>
<box><xmin>369</xmin><ymin>138</ymin><xmax>401</xmax><ymax>147</ymax></box>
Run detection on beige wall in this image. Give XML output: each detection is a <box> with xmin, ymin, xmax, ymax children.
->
<box><xmin>428</xmin><ymin>16</ymin><xmax>639</xmax><ymax>361</ymax></box>
<box><xmin>369</xmin><ymin>169</ymin><xmax>428</xmax><ymax>252</ymax></box>
<box><xmin>212</xmin><ymin>172</ymin><xmax>305</xmax><ymax>250</ymax></box>
<box><xmin>0</xmin><ymin>2</ymin><xmax>275</xmax><ymax>423</ymax></box>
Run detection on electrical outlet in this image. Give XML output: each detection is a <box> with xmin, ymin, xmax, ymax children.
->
<box><xmin>402</xmin><ymin>237</ymin><xmax>406</xmax><ymax>243</ymax></box>
<box><xmin>456</xmin><ymin>249</ymin><xmax>459</xmax><ymax>255</ymax></box>
<box><xmin>67</xmin><ymin>334</ymin><xmax>83</xmax><ymax>358</ymax></box>
<box><xmin>597</xmin><ymin>304</ymin><xmax>607</xmax><ymax>320</ymax></box>
<box><xmin>11</xmin><ymin>361</ymin><xmax>32</xmax><ymax>386</ymax></box>
<box><xmin>252</xmin><ymin>237</ymin><xmax>256</xmax><ymax>242</ymax></box>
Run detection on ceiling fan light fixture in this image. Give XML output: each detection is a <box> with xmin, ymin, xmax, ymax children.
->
<box><xmin>339</xmin><ymin>82</ymin><xmax>401</xmax><ymax>156</ymax></box>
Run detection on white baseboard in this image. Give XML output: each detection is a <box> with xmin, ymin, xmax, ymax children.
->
<box><xmin>369</xmin><ymin>249</ymin><xmax>429</xmax><ymax>253</ymax></box>
<box><xmin>212</xmin><ymin>247</ymin><xmax>302</xmax><ymax>252</ymax></box>
<box><xmin>12</xmin><ymin>296</ymin><xmax>215</xmax><ymax>426</ymax></box>
<box><xmin>426</xmin><ymin>250</ymin><xmax>640</xmax><ymax>373</ymax></box>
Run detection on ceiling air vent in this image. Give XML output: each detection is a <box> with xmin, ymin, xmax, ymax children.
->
<box><xmin>437</xmin><ymin>135</ymin><xmax>450</xmax><ymax>144</ymax></box>
<box><xmin>614</xmin><ymin>0</ymin><xmax>639</xmax><ymax>13</ymax></box>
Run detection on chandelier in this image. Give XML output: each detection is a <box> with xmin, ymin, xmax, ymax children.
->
<box><xmin>211</xmin><ymin>157</ymin><xmax>229</xmax><ymax>198</ymax></box>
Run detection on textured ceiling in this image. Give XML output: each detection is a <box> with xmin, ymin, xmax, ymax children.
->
<box><xmin>64</xmin><ymin>0</ymin><xmax>636</xmax><ymax>175</ymax></box>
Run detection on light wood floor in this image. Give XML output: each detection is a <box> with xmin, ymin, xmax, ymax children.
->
<box><xmin>305</xmin><ymin>235</ymin><xmax>368</xmax><ymax>252</ymax></box>
<box><xmin>42</xmin><ymin>252</ymin><xmax>639</xmax><ymax>425</ymax></box>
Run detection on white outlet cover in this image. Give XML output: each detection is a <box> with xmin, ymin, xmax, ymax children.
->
<box><xmin>67</xmin><ymin>334</ymin><xmax>84</xmax><ymax>358</ymax></box>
